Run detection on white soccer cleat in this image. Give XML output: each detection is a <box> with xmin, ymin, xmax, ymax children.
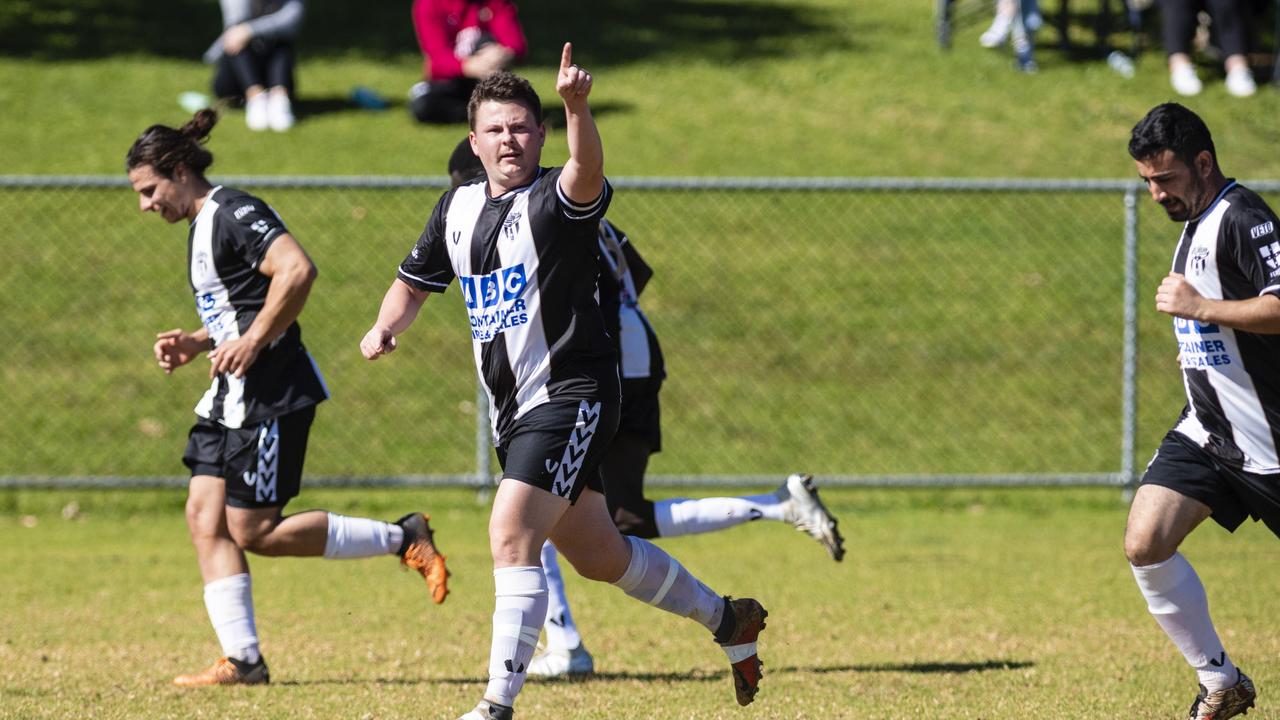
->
<box><xmin>457</xmin><ymin>699</ymin><xmax>513</xmax><ymax>720</ymax></box>
<box><xmin>527</xmin><ymin>643</ymin><xmax>594</xmax><ymax>677</ymax></box>
<box><xmin>779</xmin><ymin>473</ymin><xmax>845</xmax><ymax>561</ymax></box>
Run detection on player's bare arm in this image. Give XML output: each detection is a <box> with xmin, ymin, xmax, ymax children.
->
<box><xmin>208</xmin><ymin>233</ymin><xmax>316</xmax><ymax>379</ymax></box>
<box><xmin>154</xmin><ymin>326</ymin><xmax>211</xmax><ymax>375</ymax></box>
<box><xmin>360</xmin><ymin>278</ymin><xmax>430</xmax><ymax>360</ymax></box>
<box><xmin>555</xmin><ymin>42</ymin><xmax>604</xmax><ymax>206</ymax></box>
<box><xmin>1156</xmin><ymin>272</ymin><xmax>1280</xmax><ymax>333</ymax></box>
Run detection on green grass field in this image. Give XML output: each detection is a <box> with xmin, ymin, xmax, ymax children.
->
<box><xmin>2</xmin><ymin>486</ymin><xmax>1278</xmax><ymax>718</ymax></box>
<box><xmin>4</xmin><ymin>2</ymin><xmax>1280</xmax><ymax>717</ymax></box>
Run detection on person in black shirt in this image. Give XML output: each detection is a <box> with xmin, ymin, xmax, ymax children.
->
<box><xmin>126</xmin><ymin>109</ymin><xmax>449</xmax><ymax>688</ymax></box>
<box><xmin>362</xmin><ymin>48</ymin><xmax>767</xmax><ymax>720</ymax></box>
<box><xmin>1125</xmin><ymin>102</ymin><xmax>1280</xmax><ymax>719</ymax></box>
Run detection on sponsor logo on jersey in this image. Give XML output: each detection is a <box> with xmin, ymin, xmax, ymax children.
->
<box><xmin>460</xmin><ymin>264</ymin><xmax>530</xmax><ymax>341</ymax></box>
<box><xmin>1250</xmin><ymin>221</ymin><xmax>1275</xmax><ymax>240</ymax></box>
<box><xmin>1189</xmin><ymin>246</ymin><xmax>1209</xmax><ymax>275</ymax></box>
<box><xmin>1259</xmin><ymin>240</ymin><xmax>1280</xmax><ymax>274</ymax></box>
<box><xmin>1175</xmin><ymin>317</ymin><xmax>1232</xmax><ymax>368</ymax></box>
<box><xmin>234</xmin><ymin>204</ymin><xmax>256</xmax><ymax>220</ymax></box>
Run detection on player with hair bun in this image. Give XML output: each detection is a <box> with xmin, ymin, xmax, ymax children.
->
<box><xmin>126</xmin><ymin>109</ymin><xmax>450</xmax><ymax>688</ymax></box>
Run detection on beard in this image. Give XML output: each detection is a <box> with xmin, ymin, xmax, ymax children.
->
<box><xmin>1160</xmin><ymin>175</ymin><xmax>1206</xmax><ymax>222</ymax></box>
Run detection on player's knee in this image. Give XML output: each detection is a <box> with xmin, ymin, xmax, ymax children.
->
<box><xmin>1124</xmin><ymin>528</ymin><xmax>1175</xmax><ymax>567</ymax></box>
<box><xmin>229</xmin><ymin>521</ymin><xmax>278</xmax><ymax>555</ymax></box>
<box><xmin>184</xmin><ymin>497</ymin><xmax>222</xmax><ymax>541</ymax></box>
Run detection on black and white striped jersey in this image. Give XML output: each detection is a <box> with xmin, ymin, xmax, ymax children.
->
<box><xmin>595</xmin><ymin>219</ymin><xmax>665</xmax><ymax>388</ymax></box>
<box><xmin>397</xmin><ymin>167</ymin><xmax>618</xmax><ymax>444</ymax></box>
<box><xmin>1168</xmin><ymin>180</ymin><xmax>1280</xmax><ymax>473</ymax></box>
<box><xmin>187</xmin><ymin>186</ymin><xmax>328</xmax><ymax>429</ymax></box>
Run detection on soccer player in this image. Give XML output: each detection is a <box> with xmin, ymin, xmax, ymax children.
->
<box><xmin>361</xmin><ymin>46</ymin><xmax>768</xmax><ymax>720</ymax></box>
<box><xmin>126</xmin><ymin>109</ymin><xmax>450</xmax><ymax>687</ymax></box>
<box><xmin>443</xmin><ymin>139</ymin><xmax>844</xmax><ymax>677</ymax></box>
<box><xmin>1125</xmin><ymin>102</ymin><xmax>1280</xmax><ymax>720</ymax></box>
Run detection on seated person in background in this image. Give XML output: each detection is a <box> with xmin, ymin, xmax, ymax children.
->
<box><xmin>409</xmin><ymin>0</ymin><xmax>527</xmax><ymax>124</ymax></box>
<box><xmin>1161</xmin><ymin>0</ymin><xmax>1256</xmax><ymax>97</ymax></box>
<box><xmin>204</xmin><ymin>0</ymin><xmax>305</xmax><ymax>132</ymax></box>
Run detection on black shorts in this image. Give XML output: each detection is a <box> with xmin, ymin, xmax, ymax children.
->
<box><xmin>496</xmin><ymin>398</ymin><xmax>619</xmax><ymax>504</ymax></box>
<box><xmin>1141</xmin><ymin>431</ymin><xmax>1280</xmax><ymax>538</ymax></box>
<box><xmin>182</xmin><ymin>405</ymin><xmax>316</xmax><ymax>509</ymax></box>
<box><xmin>619</xmin><ymin>380</ymin><xmax>662</xmax><ymax>453</ymax></box>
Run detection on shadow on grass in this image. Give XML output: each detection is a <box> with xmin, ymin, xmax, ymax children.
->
<box><xmin>0</xmin><ymin>0</ymin><xmax>854</xmax><ymax>67</ymax></box>
<box><xmin>276</xmin><ymin>659</ymin><xmax>1032</xmax><ymax>687</ymax></box>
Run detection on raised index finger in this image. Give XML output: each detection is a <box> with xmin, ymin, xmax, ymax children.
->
<box><xmin>560</xmin><ymin>42</ymin><xmax>573</xmax><ymax>71</ymax></box>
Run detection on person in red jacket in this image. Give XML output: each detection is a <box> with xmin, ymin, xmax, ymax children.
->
<box><xmin>409</xmin><ymin>0</ymin><xmax>527</xmax><ymax>124</ymax></box>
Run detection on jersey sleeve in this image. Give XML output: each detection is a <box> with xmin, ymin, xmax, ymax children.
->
<box><xmin>527</xmin><ymin>166</ymin><xmax>611</xmax><ymax>227</ymax></box>
<box><xmin>1225</xmin><ymin>205</ymin><xmax>1280</xmax><ymax>297</ymax></box>
<box><xmin>221</xmin><ymin>197</ymin><xmax>289</xmax><ymax>270</ymax></box>
<box><xmin>397</xmin><ymin>192</ymin><xmax>456</xmax><ymax>293</ymax></box>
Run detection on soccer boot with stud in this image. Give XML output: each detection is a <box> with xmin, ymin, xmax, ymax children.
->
<box><xmin>1189</xmin><ymin>670</ymin><xmax>1256</xmax><ymax>720</ymax></box>
<box><xmin>457</xmin><ymin>699</ymin><xmax>514</xmax><ymax>720</ymax></box>
<box><xmin>172</xmin><ymin>656</ymin><xmax>269</xmax><ymax>687</ymax></box>
<box><xmin>779</xmin><ymin>473</ymin><xmax>846</xmax><ymax>561</ymax></box>
<box><xmin>527</xmin><ymin>642</ymin><xmax>595</xmax><ymax>677</ymax></box>
<box><xmin>396</xmin><ymin>512</ymin><xmax>450</xmax><ymax>604</ymax></box>
<box><xmin>717</xmin><ymin>597</ymin><xmax>768</xmax><ymax>706</ymax></box>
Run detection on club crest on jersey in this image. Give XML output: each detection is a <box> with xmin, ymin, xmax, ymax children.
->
<box><xmin>1259</xmin><ymin>240</ymin><xmax>1280</xmax><ymax>274</ymax></box>
<box><xmin>502</xmin><ymin>211</ymin><xmax>522</xmax><ymax>241</ymax></box>
<box><xmin>1189</xmin><ymin>246</ymin><xmax>1209</xmax><ymax>275</ymax></box>
<box><xmin>460</xmin><ymin>264</ymin><xmax>531</xmax><ymax>341</ymax></box>
<box><xmin>250</xmin><ymin>219</ymin><xmax>271</xmax><ymax>235</ymax></box>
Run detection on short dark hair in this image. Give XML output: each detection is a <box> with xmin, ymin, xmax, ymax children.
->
<box><xmin>466</xmin><ymin>71</ymin><xmax>542</xmax><ymax>130</ymax></box>
<box><xmin>447</xmin><ymin>137</ymin><xmax>485</xmax><ymax>187</ymax></box>
<box><xmin>1128</xmin><ymin>103</ymin><xmax>1217</xmax><ymax>168</ymax></box>
<box><xmin>125</xmin><ymin>109</ymin><xmax>218</xmax><ymax>178</ymax></box>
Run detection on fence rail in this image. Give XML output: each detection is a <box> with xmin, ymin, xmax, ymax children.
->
<box><xmin>4</xmin><ymin>175</ymin><xmax>1275</xmax><ymax>489</ymax></box>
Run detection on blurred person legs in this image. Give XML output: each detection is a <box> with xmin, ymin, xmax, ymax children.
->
<box><xmin>212</xmin><ymin>39</ymin><xmax>298</xmax><ymax>129</ymax></box>
<box><xmin>980</xmin><ymin>0</ymin><xmax>1017</xmax><ymax>47</ymax></box>
<box><xmin>409</xmin><ymin>78</ymin><xmax>476</xmax><ymax>125</ymax></box>
<box><xmin>1011</xmin><ymin>0</ymin><xmax>1040</xmax><ymax>72</ymax></box>
<box><xmin>1161</xmin><ymin>0</ymin><xmax>1255</xmax><ymax>96</ymax></box>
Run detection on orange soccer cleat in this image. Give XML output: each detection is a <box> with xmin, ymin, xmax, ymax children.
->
<box><xmin>396</xmin><ymin>512</ymin><xmax>451</xmax><ymax>604</ymax></box>
<box><xmin>172</xmin><ymin>656</ymin><xmax>269</xmax><ymax>687</ymax></box>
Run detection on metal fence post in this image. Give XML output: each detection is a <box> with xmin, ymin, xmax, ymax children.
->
<box><xmin>1121</xmin><ymin>185</ymin><xmax>1140</xmax><ymax>501</ymax></box>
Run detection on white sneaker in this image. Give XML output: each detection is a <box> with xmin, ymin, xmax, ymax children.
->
<box><xmin>979</xmin><ymin>15</ymin><xmax>1012</xmax><ymax>48</ymax></box>
<box><xmin>527</xmin><ymin>643</ymin><xmax>594</xmax><ymax>677</ymax></box>
<box><xmin>1225</xmin><ymin>66</ymin><xmax>1257</xmax><ymax>97</ymax></box>
<box><xmin>1170</xmin><ymin>63</ymin><xmax>1203</xmax><ymax>96</ymax></box>
<box><xmin>779</xmin><ymin>473</ymin><xmax>846</xmax><ymax>562</ymax></box>
<box><xmin>245</xmin><ymin>93</ymin><xmax>269</xmax><ymax>131</ymax></box>
<box><xmin>267</xmin><ymin>92</ymin><xmax>295</xmax><ymax>131</ymax></box>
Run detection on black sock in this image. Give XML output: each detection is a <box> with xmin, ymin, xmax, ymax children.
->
<box><xmin>228</xmin><ymin>655</ymin><xmax>261</xmax><ymax>672</ymax></box>
<box><xmin>712</xmin><ymin>597</ymin><xmax>736</xmax><ymax>644</ymax></box>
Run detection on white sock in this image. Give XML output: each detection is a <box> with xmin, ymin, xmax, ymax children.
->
<box><xmin>322</xmin><ymin>513</ymin><xmax>403</xmax><ymax>559</ymax></box>
<box><xmin>484</xmin><ymin>566</ymin><xmax>547</xmax><ymax>707</ymax></box>
<box><xmin>612</xmin><ymin>535</ymin><xmax>723</xmax><ymax>632</ymax></box>
<box><xmin>654</xmin><ymin>493</ymin><xmax>787</xmax><ymax>538</ymax></box>
<box><xmin>203</xmin><ymin>573</ymin><xmax>260</xmax><ymax>664</ymax></box>
<box><xmin>1132</xmin><ymin>553</ymin><xmax>1237</xmax><ymax>692</ymax></box>
<box><xmin>540</xmin><ymin>541</ymin><xmax>583</xmax><ymax>652</ymax></box>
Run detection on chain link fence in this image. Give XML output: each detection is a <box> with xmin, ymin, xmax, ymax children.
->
<box><xmin>4</xmin><ymin>176</ymin><xmax>1275</xmax><ymax>488</ymax></box>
